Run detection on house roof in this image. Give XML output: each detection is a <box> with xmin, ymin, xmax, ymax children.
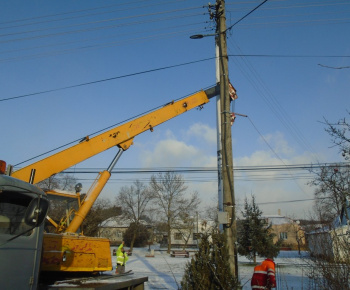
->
<box><xmin>262</xmin><ymin>215</ymin><xmax>293</xmax><ymax>225</ymax></box>
<box><xmin>99</xmin><ymin>216</ymin><xmax>149</xmax><ymax>228</ymax></box>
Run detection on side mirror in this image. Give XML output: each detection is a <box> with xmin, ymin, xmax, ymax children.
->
<box><xmin>25</xmin><ymin>198</ymin><xmax>49</xmax><ymax>227</ymax></box>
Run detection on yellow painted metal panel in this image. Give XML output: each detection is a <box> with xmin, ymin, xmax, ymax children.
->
<box><xmin>41</xmin><ymin>233</ymin><xmax>112</xmax><ymax>272</ymax></box>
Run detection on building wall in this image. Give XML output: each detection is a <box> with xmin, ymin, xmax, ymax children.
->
<box><xmin>263</xmin><ymin>216</ymin><xmax>306</xmax><ymax>250</ymax></box>
<box><xmin>168</xmin><ymin>220</ymin><xmax>214</xmax><ymax>248</ymax></box>
<box><xmin>271</xmin><ymin>223</ymin><xmax>306</xmax><ymax>249</ymax></box>
<box><xmin>98</xmin><ymin>227</ymin><xmax>127</xmax><ymax>245</ymax></box>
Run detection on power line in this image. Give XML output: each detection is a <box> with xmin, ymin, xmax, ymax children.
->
<box><xmin>226</xmin><ymin>1</ymin><xmax>350</xmax><ymax>11</ymax></box>
<box><xmin>0</xmin><ymin>25</ymin><xmax>205</xmax><ymax>63</ymax></box>
<box><xmin>256</xmin><ymin>197</ymin><xmax>329</xmax><ymax>206</ymax></box>
<box><xmin>56</xmin><ymin>162</ymin><xmax>349</xmax><ymax>174</ymax></box>
<box><xmin>2</xmin><ymin>53</ymin><xmax>349</xmax><ymax>102</ymax></box>
<box><xmin>225</xmin><ymin>1</ymin><xmax>350</xmax><ymax>29</ymax></box>
<box><xmin>226</xmin><ymin>0</ymin><xmax>269</xmax><ymax>32</ymax></box>
<box><xmin>228</xmin><ymin>53</ymin><xmax>350</xmax><ymax>58</ymax></box>
<box><xmin>0</xmin><ymin>1</ymin><xmax>209</xmax><ymax>64</ymax></box>
<box><xmin>0</xmin><ymin>0</ymin><xmax>188</xmax><ymax>26</ymax></box>
<box><xmin>0</xmin><ymin>9</ymin><xmax>204</xmax><ymax>41</ymax></box>
<box><xmin>1</xmin><ymin>0</ymin><xmax>348</xmax><ymax>66</ymax></box>
<box><xmin>227</xmin><ymin>41</ymin><xmax>322</xmax><ymax>163</ymax></box>
<box><xmin>0</xmin><ymin>56</ymin><xmax>215</xmax><ymax>103</ymax></box>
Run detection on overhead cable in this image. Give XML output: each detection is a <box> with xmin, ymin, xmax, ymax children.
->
<box><xmin>1</xmin><ymin>56</ymin><xmax>215</xmax><ymax>103</ymax></box>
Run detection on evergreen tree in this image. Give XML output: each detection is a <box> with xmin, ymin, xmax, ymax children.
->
<box><xmin>181</xmin><ymin>229</ymin><xmax>239</xmax><ymax>289</ymax></box>
<box><xmin>237</xmin><ymin>196</ymin><xmax>281</xmax><ymax>263</ymax></box>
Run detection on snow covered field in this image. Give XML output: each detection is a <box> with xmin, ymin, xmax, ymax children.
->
<box><xmin>107</xmin><ymin>246</ymin><xmax>312</xmax><ymax>289</ymax></box>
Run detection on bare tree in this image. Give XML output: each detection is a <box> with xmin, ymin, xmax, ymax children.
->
<box><xmin>36</xmin><ymin>175</ymin><xmax>60</xmax><ymax>191</ymax></box>
<box><xmin>309</xmin><ymin>164</ymin><xmax>349</xmax><ymax>222</ymax></box>
<box><xmin>59</xmin><ymin>174</ymin><xmax>78</xmax><ymax>191</ymax></box>
<box><xmin>83</xmin><ymin>198</ymin><xmax>121</xmax><ymax>237</ymax></box>
<box><xmin>304</xmin><ymin>114</ymin><xmax>350</xmax><ymax>289</ymax></box>
<box><xmin>173</xmin><ymin>213</ymin><xmax>196</xmax><ymax>250</ymax></box>
<box><xmin>36</xmin><ymin>173</ymin><xmax>77</xmax><ymax>191</ymax></box>
<box><xmin>310</xmin><ymin>113</ymin><xmax>349</xmax><ymax>220</ymax></box>
<box><xmin>324</xmin><ymin>112</ymin><xmax>350</xmax><ymax>160</ymax></box>
<box><xmin>150</xmin><ymin>172</ymin><xmax>200</xmax><ymax>253</ymax></box>
<box><xmin>36</xmin><ymin>173</ymin><xmax>78</xmax><ymax>232</ymax></box>
<box><xmin>304</xmin><ymin>221</ymin><xmax>350</xmax><ymax>290</ymax></box>
<box><xmin>292</xmin><ymin>221</ymin><xmax>306</xmax><ymax>255</ymax></box>
<box><xmin>277</xmin><ymin>217</ymin><xmax>306</xmax><ymax>254</ymax></box>
<box><xmin>116</xmin><ymin>180</ymin><xmax>153</xmax><ymax>251</ymax></box>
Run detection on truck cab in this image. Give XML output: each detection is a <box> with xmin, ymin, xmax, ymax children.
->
<box><xmin>0</xmin><ymin>161</ymin><xmax>49</xmax><ymax>290</ymax></box>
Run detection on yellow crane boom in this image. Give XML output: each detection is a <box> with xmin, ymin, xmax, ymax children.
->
<box><xmin>12</xmin><ymin>86</ymin><xmax>218</xmax><ymax>184</ymax></box>
<box><xmin>9</xmin><ymin>86</ymin><xmax>219</xmax><ymax>273</ymax></box>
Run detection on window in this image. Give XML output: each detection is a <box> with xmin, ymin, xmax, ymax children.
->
<box><xmin>0</xmin><ymin>191</ymin><xmax>33</xmax><ymax>236</ymax></box>
<box><xmin>280</xmin><ymin>232</ymin><xmax>288</xmax><ymax>240</ymax></box>
<box><xmin>174</xmin><ymin>233</ymin><xmax>182</xmax><ymax>240</ymax></box>
<box><xmin>193</xmin><ymin>233</ymin><xmax>200</xmax><ymax>240</ymax></box>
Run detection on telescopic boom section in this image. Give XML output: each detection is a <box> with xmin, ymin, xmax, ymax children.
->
<box><xmin>12</xmin><ymin>86</ymin><xmax>219</xmax><ymax>184</ymax></box>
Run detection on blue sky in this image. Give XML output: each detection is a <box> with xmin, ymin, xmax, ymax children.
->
<box><xmin>1</xmin><ymin>0</ymin><xmax>349</xmax><ymax>218</ymax></box>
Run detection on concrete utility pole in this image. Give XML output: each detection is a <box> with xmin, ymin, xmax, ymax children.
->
<box><xmin>216</xmin><ymin>0</ymin><xmax>238</xmax><ymax>278</ymax></box>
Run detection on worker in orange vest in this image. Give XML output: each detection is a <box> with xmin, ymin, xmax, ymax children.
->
<box><xmin>251</xmin><ymin>257</ymin><xmax>277</xmax><ymax>289</ymax></box>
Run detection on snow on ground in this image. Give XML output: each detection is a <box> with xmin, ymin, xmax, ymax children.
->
<box><xmin>107</xmin><ymin>245</ymin><xmax>312</xmax><ymax>289</ymax></box>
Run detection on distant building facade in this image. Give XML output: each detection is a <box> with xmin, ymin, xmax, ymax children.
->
<box><xmin>164</xmin><ymin>219</ymin><xmax>215</xmax><ymax>248</ymax></box>
<box><xmin>98</xmin><ymin>216</ymin><xmax>150</xmax><ymax>246</ymax></box>
<box><xmin>262</xmin><ymin>211</ymin><xmax>306</xmax><ymax>251</ymax></box>
<box><xmin>307</xmin><ymin>202</ymin><xmax>350</xmax><ymax>261</ymax></box>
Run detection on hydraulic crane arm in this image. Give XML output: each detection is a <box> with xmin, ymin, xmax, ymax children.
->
<box><xmin>12</xmin><ymin>86</ymin><xmax>219</xmax><ymax>184</ymax></box>
<box><xmin>65</xmin><ymin>148</ymin><xmax>123</xmax><ymax>233</ymax></box>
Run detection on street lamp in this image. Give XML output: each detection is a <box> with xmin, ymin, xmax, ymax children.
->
<box><xmin>190</xmin><ymin>33</ymin><xmax>224</xmax><ymax>231</ymax></box>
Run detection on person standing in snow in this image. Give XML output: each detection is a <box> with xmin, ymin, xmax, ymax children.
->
<box><xmin>251</xmin><ymin>257</ymin><xmax>277</xmax><ymax>289</ymax></box>
<box><xmin>115</xmin><ymin>241</ymin><xmax>129</xmax><ymax>274</ymax></box>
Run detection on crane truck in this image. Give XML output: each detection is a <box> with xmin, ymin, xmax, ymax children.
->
<box><xmin>0</xmin><ymin>85</ymin><xmax>219</xmax><ymax>288</ymax></box>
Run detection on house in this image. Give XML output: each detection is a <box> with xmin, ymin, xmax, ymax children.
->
<box><xmin>99</xmin><ymin>215</ymin><xmax>214</xmax><ymax>248</ymax></box>
<box><xmin>262</xmin><ymin>210</ymin><xmax>306</xmax><ymax>251</ymax></box>
<box><xmin>307</xmin><ymin>202</ymin><xmax>350</xmax><ymax>261</ymax></box>
<box><xmin>98</xmin><ymin>216</ymin><xmax>151</xmax><ymax>246</ymax></box>
<box><xmin>164</xmin><ymin>218</ymin><xmax>215</xmax><ymax>248</ymax></box>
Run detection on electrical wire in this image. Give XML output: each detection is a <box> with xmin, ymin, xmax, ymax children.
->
<box><xmin>225</xmin><ymin>0</ymin><xmax>269</xmax><ymax>32</ymax></box>
<box><xmin>1</xmin><ymin>0</ymin><xmax>348</xmax><ymax>65</ymax></box>
<box><xmin>56</xmin><ymin>162</ymin><xmax>349</xmax><ymax>173</ymax></box>
<box><xmin>226</xmin><ymin>1</ymin><xmax>350</xmax><ymax>11</ymax></box>
<box><xmin>12</xmin><ymin>82</ymin><xmax>217</xmax><ymax>166</ymax></box>
<box><xmin>0</xmin><ymin>1</ymin><xmax>191</xmax><ymax>29</ymax></box>
<box><xmin>225</xmin><ymin>1</ymin><xmax>350</xmax><ymax>29</ymax></box>
<box><xmin>0</xmin><ymin>23</ymin><xmax>208</xmax><ymax>62</ymax></box>
<box><xmin>0</xmin><ymin>9</ymin><xmax>205</xmax><ymax>41</ymax></box>
<box><xmin>0</xmin><ymin>1</ymin><xmax>209</xmax><ymax>64</ymax></box>
<box><xmin>0</xmin><ymin>25</ymin><xmax>206</xmax><ymax>63</ymax></box>
<box><xmin>227</xmin><ymin>41</ymin><xmax>332</xmax><ymax>164</ymax></box>
<box><xmin>0</xmin><ymin>56</ymin><xmax>215</xmax><ymax>103</ymax></box>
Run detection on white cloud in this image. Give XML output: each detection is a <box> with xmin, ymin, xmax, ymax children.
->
<box><xmin>258</xmin><ymin>131</ymin><xmax>295</xmax><ymax>157</ymax></box>
<box><xmin>137</xmin><ymin>129</ymin><xmax>319</xmax><ymax>218</ymax></box>
<box><xmin>140</xmin><ymin>124</ymin><xmax>217</xmax><ymax>168</ymax></box>
<box><xmin>186</xmin><ymin>122</ymin><xmax>217</xmax><ymax>145</ymax></box>
<box><xmin>235</xmin><ymin>132</ymin><xmax>317</xmax><ymax>218</ymax></box>
<box><xmin>141</xmin><ymin>138</ymin><xmax>200</xmax><ymax>167</ymax></box>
